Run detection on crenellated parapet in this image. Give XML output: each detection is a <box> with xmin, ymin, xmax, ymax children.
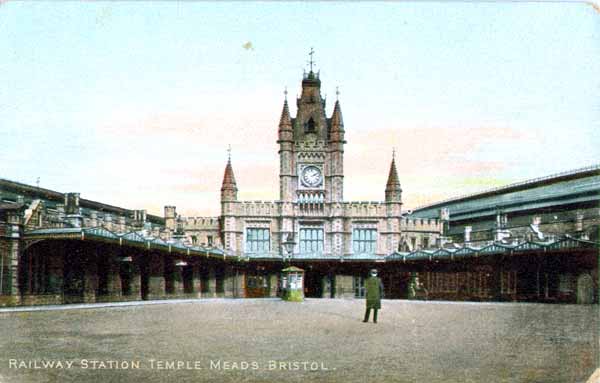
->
<box><xmin>183</xmin><ymin>217</ymin><xmax>220</xmax><ymax>229</ymax></box>
<box><xmin>235</xmin><ymin>201</ymin><xmax>279</xmax><ymax>217</ymax></box>
<box><xmin>401</xmin><ymin>217</ymin><xmax>442</xmax><ymax>232</ymax></box>
<box><xmin>174</xmin><ymin>216</ymin><xmax>221</xmax><ymax>247</ymax></box>
<box><xmin>343</xmin><ymin>202</ymin><xmax>388</xmax><ymax>218</ymax></box>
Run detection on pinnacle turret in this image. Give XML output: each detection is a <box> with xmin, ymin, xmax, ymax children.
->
<box><xmin>385</xmin><ymin>154</ymin><xmax>402</xmax><ymax>203</ymax></box>
<box><xmin>221</xmin><ymin>156</ymin><xmax>238</xmax><ymax>202</ymax></box>
<box><xmin>330</xmin><ymin>100</ymin><xmax>345</xmax><ymax>143</ymax></box>
<box><xmin>332</xmin><ymin>100</ymin><xmax>344</xmax><ymax>127</ymax></box>
<box><xmin>279</xmin><ymin>99</ymin><xmax>292</xmax><ymax>129</ymax></box>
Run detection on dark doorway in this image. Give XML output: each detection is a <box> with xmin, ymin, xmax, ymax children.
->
<box><xmin>182</xmin><ymin>266</ymin><xmax>194</xmax><ymax>294</ymax></box>
<box><xmin>97</xmin><ymin>256</ymin><xmax>108</xmax><ymax>296</ymax></box>
<box><xmin>200</xmin><ymin>267</ymin><xmax>210</xmax><ymax>294</ymax></box>
<box><xmin>517</xmin><ymin>257</ymin><xmax>542</xmax><ymax>302</ymax></box>
<box><xmin>119</xmin><ymin>262</ymin><xmax>132</xmax><ymax>296</ymax></box>
<box><xmin>329</xmin><ymin>274</ymin><xmax>336</xmax><ymax>298</ymax></box>
<box><xmin>63</xmin><ymin>249</ymin><xmax>84</xmax><ymax>304</ymax></box>
<box><xmin>215</xmin><ymin>268</ymin><xmax>225</xmax><ymax>295</ymax></box>
<box><xmin>140</xmin><ymin>257</ymin><xmax>149</xmax><ymax>300</ymax></box>
<box><xmin>381</xmin><ymin>271</ymin><xmax>410</xmax><ymax>299</ymax></box>
<box><xmin>518</xmin><ymin>270</ymin><xmax>539</xmax><ymax>302</ymax></box>
<box><xmin>164</xmin><ymin>258</ymin><xmax>175</xmax><ymax>294</ymax></box>
<box><xmin>304</xmin><ymin>270</ymin><xmax>324</xmax><ymax>298</ymax></box>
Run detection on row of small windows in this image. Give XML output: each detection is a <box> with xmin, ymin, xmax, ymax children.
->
<box><xmin>244</xmin><ymin>228</ymin><xmax>378</xmax><ymax>254</ymax></box>
<box><xmin>244</xmin><ymin>228</ymin><xmax>435</xmax><ymax>254</ymax></box>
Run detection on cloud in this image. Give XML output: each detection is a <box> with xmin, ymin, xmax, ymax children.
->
<box><xmin>343</xmin><ymin>125</ymin><xmax>530</xmax><ymax>208</ymax></box>
<box><xmin>168</xmin><ymin>124</ymin><xmax>523</xmax><ymax>212</ymax></box>
<box><xmin>95</xmin><ymin>89</ymin><xmax>283</xmax><ymax>152</ymax></box>
<box><xmin>89</xmin><ymin>94</ymin><xmax>535</xmax><ymax>216</ymax></box>
<box><xmin>345</xmin><ymin>126</ymin><xmax>517</xmax><ymax>178</ymax></box>
<box><xmin>171</xmin><ymin>163</ymin><xmax>278</xmax><ymax>197</ymax></box>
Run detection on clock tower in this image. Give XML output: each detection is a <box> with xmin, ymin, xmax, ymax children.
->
<box><xmin>277</xmin><ymin>58</ymin><xmax>346</xmax><ymax>208</ymax></box>
<box><xmin>202</xmin><ymin>53</ymin><xmax>439</xmax><ymax>276</ymax></box>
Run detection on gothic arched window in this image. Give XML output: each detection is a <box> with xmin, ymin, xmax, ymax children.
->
<box><xmin>305</xmin><ymin>117</ymin><xmax>316</xmax><ymax>133</ymax></box>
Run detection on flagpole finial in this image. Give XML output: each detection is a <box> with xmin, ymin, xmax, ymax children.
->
<box><xmin>308</xmin><ymin>47</ymin><xmax>315</xmax><ymax>73</ymax></box>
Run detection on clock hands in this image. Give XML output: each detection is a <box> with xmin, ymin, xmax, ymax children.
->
<box><xmin>302</xmin><ymin>166</ymin><xmax>322</xmax><ymax>187</ymax></box>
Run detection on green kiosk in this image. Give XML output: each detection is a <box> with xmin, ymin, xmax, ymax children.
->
<box><xmin>281</xmin><ymin>266</ymin><xmax>305</xmax><ymax>302</ymax></box>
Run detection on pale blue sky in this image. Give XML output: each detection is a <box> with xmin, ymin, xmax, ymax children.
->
<box><xmin>1</xmin><ymin>2</ymin><xmax>599</xmax><ymax>216</ymax></box>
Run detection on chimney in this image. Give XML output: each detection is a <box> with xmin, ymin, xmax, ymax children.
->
<box><xmin>64</xmin><ymin>192</ymin><xmax>82</xmax><ymax>227</ymax></box>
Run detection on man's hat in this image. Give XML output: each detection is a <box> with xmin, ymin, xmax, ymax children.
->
<box><xmin>370</xmin><ymin>269</ymin><xmax>378</xmax><ymax>274</ymax></box>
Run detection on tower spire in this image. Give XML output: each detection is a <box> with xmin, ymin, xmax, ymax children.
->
<box><xmin>330</xmin><ymin>96</ymin><xmax>344</xmax><ymax>135</ymax></box>
<box><xmin>385</xmin><ymin>152</ymin><xmax>402</xmax><ymax>203</ymax></box>
<box><xmin>278</xmin><ymin>94</ymin><xmax>292</xmax><ymax>129</ymax></box>
<box><xmin>221</xmin><ymin>147</ymin><xmax>238</xmax><ymax>202</ymax></box>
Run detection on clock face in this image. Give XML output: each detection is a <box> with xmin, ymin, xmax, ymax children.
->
<box><xmin>301</xmin><ymin>166</ymin><xmax>322</xmax><ymax>188</ymax></box>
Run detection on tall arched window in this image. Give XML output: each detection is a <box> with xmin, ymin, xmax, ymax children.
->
<box><xmin>305</xmin><ymin>117</ymin><xmax>316</xmax><ymax>133</ymax></box>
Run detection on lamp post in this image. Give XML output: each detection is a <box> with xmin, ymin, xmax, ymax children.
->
<box><xmin>282</xmin><ymin>232</ymin><xmax>296</xmax><ymax>262</ymax></box>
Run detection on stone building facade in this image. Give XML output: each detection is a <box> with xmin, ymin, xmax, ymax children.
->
<box><xmin>1</xmin><ymin>61</ymin><xmax>598</xmax><ymax>306</ymax></box>
<box><xmin>0</xmin><ymin>179</ymin><xmax>241</xmax><ymax>306</ymax></box>
<box><xmin>177</xmin><ymin>69</ymin><xmax>442</xmax><ymax>264</ymax></box>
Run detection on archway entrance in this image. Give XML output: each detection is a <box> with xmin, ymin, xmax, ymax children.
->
<box><xmin>63</xmin><ymin>248</ymin><xmax>85</xmax><ymax>304</ymax></box>
<box><xmin>304</xmin><ymin>270</ymin><xmax>324</xmax><ymax>298</ymax></box>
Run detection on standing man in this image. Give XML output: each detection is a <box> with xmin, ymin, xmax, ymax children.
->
<box><xmin>363</xmin><ymin>269</ymin><xmax>384</xmax><ymax>323</ymax></box>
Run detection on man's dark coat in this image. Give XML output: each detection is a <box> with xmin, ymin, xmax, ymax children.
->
<box><xmin>365</xmin><ymin>276</ymin><xmax>383</xmax><ymax>309</ymax></box>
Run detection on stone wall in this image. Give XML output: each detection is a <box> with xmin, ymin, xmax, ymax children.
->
<box><xmin>182</xmin><ymin>217</ymin><xmax>221</xmax><ymax>247</ymax></box>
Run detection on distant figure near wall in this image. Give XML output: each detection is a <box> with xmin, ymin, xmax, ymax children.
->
<box><xmin>577</xmin><ymin>273</ymin><xmax>594</xmax><ymax>304</ymax></box>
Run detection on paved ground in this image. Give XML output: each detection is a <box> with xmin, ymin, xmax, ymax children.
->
<box><xmin>0</xmin><ymin>299</ymin><xmax>597</xmax><ymax>383</ymax></box>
